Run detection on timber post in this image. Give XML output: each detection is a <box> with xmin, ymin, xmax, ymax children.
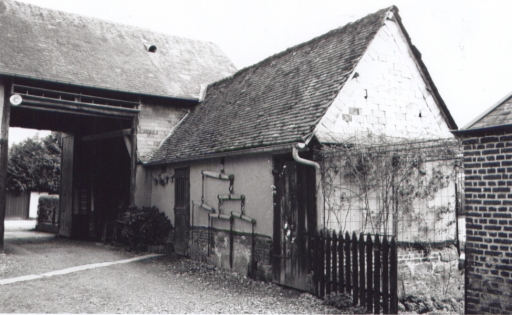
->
<box><xmin>0</xmin><ymin>82</ymin><xmax>11</xmax><ymax>253</ymax></box>
<box><xmin>129</xmin><ymin>115</ymin><xmax>138</xmax><ymax>206</ymax></box>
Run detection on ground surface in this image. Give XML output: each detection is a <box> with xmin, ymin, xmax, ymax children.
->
<box><xmin>0</xmin><ymin>238</ymin><xmax>340</xmax><ymax>314</ymax></box>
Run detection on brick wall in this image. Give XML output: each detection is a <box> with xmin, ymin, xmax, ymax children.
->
<box><xmin>463</xmin><ymin>131</ymin><xmax>512</xmax><ymax>314</ymax></box>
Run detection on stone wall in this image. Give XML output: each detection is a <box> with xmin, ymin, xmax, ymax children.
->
<box><xmin>189</xmin><ymin>227</ymin><xmax>273</xmax><ymax>281</ymax></box>
<box><xmin>137</xmin><ymin>102</ymin><xmax>188</xmax><ymax>161</ymax></box>
<box><xmin>462</xmin><ymin>131</ymin><xmax>512</xmax><ymax>314</ymax></box>
<box><xmin>397</xmin><ymin>246</ymin><xmax>464</xmax><ymax>312</ymax></box>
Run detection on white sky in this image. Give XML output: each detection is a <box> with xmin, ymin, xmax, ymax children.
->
<box><xmin>10</xmin><ymin>0</ymin><xmax>512</xmax><ymax>143</ymax></box>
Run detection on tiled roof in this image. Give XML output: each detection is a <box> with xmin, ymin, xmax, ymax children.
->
<box><xmin>464</xmin><ymin>93</ymin><xmax>512</xmax><ymax>130</ymax></box>
<box><xmin>148</xmin><ymin>6</ymin><xmax>394</xmax><ymax>164</ymax></box>
<box><xmin>0</xmin><ymin>0</ymin><xmax>236</xmax><ymax>98</ymax></box>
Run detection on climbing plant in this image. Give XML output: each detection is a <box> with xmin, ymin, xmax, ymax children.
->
<box><xmin>316</xmin><ymin>133</ymin><xmax>462</xmax><ymax>243</ymax></box>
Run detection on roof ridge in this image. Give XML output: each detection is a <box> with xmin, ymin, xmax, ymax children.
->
<box><xmin>6</xmin><ymin>0</ymin><xmax>208</xmax><ymax>45</ymax></box>
<box><xmin>208</xmin><ymin>6</ymin><xmax>395</xmax><ymax>89</ymax></box>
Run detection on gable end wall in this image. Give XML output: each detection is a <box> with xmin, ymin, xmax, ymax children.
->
<box><xmin>316</xmin><ymin>17</ymin><xmax>453</xmax><ymax>140</ymax></box>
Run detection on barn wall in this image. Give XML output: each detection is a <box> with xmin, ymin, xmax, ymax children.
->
<box><xmin>315</xmin><ymin>15</ymin><xmax>453</xmax><ymax>140</ymax></box>
<box><xmin>323</xmin><ymin>159</ymin><xmax>458</xmax><ymax>244</ymax></box>
<box><xmin>149</xmin><ymin>153</ymin><xmax>275</xmax><ymax>275</ymax></box>
<box><xmin>136</xmin><ymin>102</ymin><xmax>188</xmax><ymax>161</ymax></box>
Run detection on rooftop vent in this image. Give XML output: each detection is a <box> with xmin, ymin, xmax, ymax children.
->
<box><xmin>143</xmin><ymin>43</ymin><xmax>157</xmax><ymax>53</ymax></box>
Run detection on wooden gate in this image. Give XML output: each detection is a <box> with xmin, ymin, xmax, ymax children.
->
<box><xmin>59</xmin><ymin>135</ymin><xmax>74</xmax><ymax>237</ymax></box>
<box><xmin>174</xmin><ymin>168</ymin><xmax>190</xmax><ymax>256</ymax></box>
<box><xmin>272</xmin><ymin>156</ymin><xmax>316</xmax><ymax>291</ymax></box>
<box><xmin>5</xmin><ymin>191</ymin><xmax>30</xmax><ymax>219</ymax></box>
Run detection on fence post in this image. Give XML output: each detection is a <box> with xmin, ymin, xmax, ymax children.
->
<box><xmin>359</xmin><ymin>232</ymin><xmax>365</xmax><ymax>308</ymax></box>
<box><xmin>326</xmin><ymin>230</ymin><xmax>331</xmax><ymax>296</ymax></box>
<box><xmin>339</xmin><ymin>231</ymin><xmax>344</xmax><ymax>293</ymax></box>
<box><xmin>367</xmin><ymin>233</ymin><xmax>373</xmax><ymax>314</ymax></box>
<box><xmin>345</xmin><ymin>231</ymin><xmax>351</xmax><ymax>294</ymax></box>
<box><xmin>382</xmin><ymin>236</ymin><xmax>389</xmax><ymax>314</ymax></box>
<box><xmin>390</xmin><ymin>237</ymin><xmax>398</xmax><ymax>314</ymax></box>
<box><xmin>352</xmin><ymin>231</ymin><xmax>358</xmax><ymax>306</ymax></box>
<box><xmin>374</xmin><ymin>234</ymin><xmax>381</xmax><ymax>314</ymax></box>
<box><xmin>332</xmin><ymin>230</ymin><xmax>338</xmax><ymax>294</ymax></box>
<box><xmin>319</xmin><ymin>230</ymin><xmax>325</xmax><ymax>298</ymax></box>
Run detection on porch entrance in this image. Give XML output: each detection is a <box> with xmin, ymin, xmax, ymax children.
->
<box><xmin>5</xmin><ymin>80</ymin><xmax>138</xmax><ymax>242</ymax></box>
<box><xmin>272</xmin><ymin>155</ymin><xmax>316</xmax><ymax>291</ymax></box>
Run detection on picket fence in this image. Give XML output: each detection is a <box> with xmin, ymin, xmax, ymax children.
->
<box><xmin>312</xmin><ymin>231</ymin><xmax>398</xmax><ymax>314</ymax></box>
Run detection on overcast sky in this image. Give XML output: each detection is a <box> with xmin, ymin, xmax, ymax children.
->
<box><xmin>10</xmin><ymin>0</ymin><xmax>512</xmax><ymax>143</ymax></box>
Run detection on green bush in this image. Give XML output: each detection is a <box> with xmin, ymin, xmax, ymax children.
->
<box><xmin>121</xmin><ymin>206</ymin><xmax>173</xmax><ymax>249</ymax></box>
<box><xmin>37</xmin><ymin>195</ymin><xmax>59</xmax><ymax>223</ymax></box>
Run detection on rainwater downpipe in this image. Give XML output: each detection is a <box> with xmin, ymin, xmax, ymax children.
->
<box><xmin>292</xmin><ymin>143</ymin><xmax>323</xmax><ymax>228</ymax></box>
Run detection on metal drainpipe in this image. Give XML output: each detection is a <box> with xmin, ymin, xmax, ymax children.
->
<box><xmin>292</xmin><ymin>143</ymin><xmax>320</xmax><ymax>171</ymax></box>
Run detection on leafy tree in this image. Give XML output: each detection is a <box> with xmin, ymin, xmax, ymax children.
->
<box><xmin>7</xmin><ymin>134</ymin><xmax>62</xmax><ymax>193</ymax></box>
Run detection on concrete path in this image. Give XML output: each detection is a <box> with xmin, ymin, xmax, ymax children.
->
<box><xmin>4</xmin><ymin>220</ymin><xmax>55</xmax><ymax>242</ymax></box>
<box><xmin>0</xmin><ymin>253</ymin><xmax>163</xmax><ymax>285</ymax></box>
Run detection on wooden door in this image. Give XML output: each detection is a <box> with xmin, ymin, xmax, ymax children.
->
<box><xmin>273</xmin><ymin>157</ymin><xmax>316</xmax><ymax>291</ymax></box>
<box><xmin>59</xmin><ymin>136</ymin><xmax>74</xmax><ymax>237</ymax></box>
<box><xmin>174</xmin><ymin>168</ymin><xmax>190</xmax><ymax>256</ymax></box>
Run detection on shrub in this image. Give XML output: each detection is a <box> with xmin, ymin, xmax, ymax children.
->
<box><xmin>121</xmin><ymin>205</ymin><xmax>173</xmax><ymax>249</ymax></box>
<box><xmin>37</xmin><ymin>195</ymin><xmax>59</xmax><ymax>223</ymax></box>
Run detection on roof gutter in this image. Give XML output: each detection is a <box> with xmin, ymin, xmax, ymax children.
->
<box><xmin>451</xmin><ymin>124</ymin><xmax>512</xmax><ymax>136</ymax></box>
<box><xmin>143</xmin><ymin>142</ymin><xmax>296</xmax><ymax>166</ymax></box>
<box><xmin>292</xmin><ymin>143</ymin><xmax>320</xmax><ymax>171</ymax></box>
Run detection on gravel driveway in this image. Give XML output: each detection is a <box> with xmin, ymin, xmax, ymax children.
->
<box><xmin>0</xmin><ymin>238</ymin><xmax>340</xmax><ymax>314</ymax></box>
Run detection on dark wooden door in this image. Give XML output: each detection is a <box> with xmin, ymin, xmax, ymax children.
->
<box><xmin>174</xmin><ymin>168</ymin><xmax>190</xmax><ymax>256</ymax></box>
<box><xmin>273</xmin><ymin>157</ymin><xmax>316</xmax><ymax>291</ymax></box>
<box><xmin>59</xmin><ymin>136</ymin><xmax>74</xmax><ymax>237</ymax></box>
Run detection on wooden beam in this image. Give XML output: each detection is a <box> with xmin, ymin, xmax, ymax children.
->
<box><xmin>129</xmin><ymin>120</ymin><xmax>138</xmax><ymax>206</ymax></box>
<box><xmin>18</xmin><ymin>97</ymin><xmax>138</xmax><ymax>118</ymax></box>
<box><xmin>0</xmin><ymin>83</ymin><xmax>11</xmax><ymax>253</ymax></box>
<box><xmin>82</xmin><ymin>128</ymin><xmax>132</xmax><ymax>142</ymax></box>
<box><xmin>123</xmin><ymin>136</ymin><xmax>132</xmax><ymax>158</ymax></box>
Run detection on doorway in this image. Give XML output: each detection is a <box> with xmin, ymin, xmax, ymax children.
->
<box><xmin>272</xmin><ymin>155</ymin><xmax>317</xmax><ymax>291</ymax></box>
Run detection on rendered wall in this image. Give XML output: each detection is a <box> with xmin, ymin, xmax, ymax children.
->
<box><xmin>149</xmin><ymin>153</ymin><xmax>276</xmax><ymax>276</ymax></box>
<box><xmin>151</xmin><ymin>153</ymin><xmax>274</xmax><ymax>235</ymax></box>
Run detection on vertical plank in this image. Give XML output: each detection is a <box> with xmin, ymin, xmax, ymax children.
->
<box><xmin>352</xmin><ymin>232</ymin><xmax>358</xmax><ymax>306</ymax></box>
<box><xmin>367</xmin><ymin>234</ymin><xmax>373</xmax><ymax>314</ymax></box>
<box><xmin>0</xmin><ymin>83</ymin><xmax>10</xmax><ymax>252</ymax></box>
<box><xmin>359</xmin><ymin>232</ymin><xmax>366</xmax><ymax>308</ymax></box>
<box><xmin>332</xmin><ymin>230</ymin><xmax>338</xmax><ymax>293</ymax></box>
<box><xmin>345</xmin><ymin>231</ymin><xmax>351</xmax><ymax>294</ymax></box>
<box><xmin>390</xmin><ymin>237</ymin><xmax>398</xmax><ymax>314</ymax></box>
<box><xmin>313</xmin><ymin>231</ymin><xmax>319</xmax><ymax>296</ymax></box>
<box><xmin>383</xmin><ymin>236</ymin><xmax>390</xmax><ymax>314</ymax></box>
<box><xmin>129</xmin><ymin>118</ymin><xmax>138</xmax><ymax>205</ymax></box>
<box><xmin>319</xmin><ymin>230</ymin><xmax>325</xmax><ymax>298</ymax></box>
<box><xmin>339</xmin><ymin>231</ymin><xmax>345</xmax><ymax>293</ymax></box>
<box><xmin>374</xmin><ymin>234</ymin><xmax>382</xmax><ymax>314</ymax></box>
<box><xmin>326</xmin><ymin>231</ymin><xmax>331</xmax><ymax>296</ymax></box>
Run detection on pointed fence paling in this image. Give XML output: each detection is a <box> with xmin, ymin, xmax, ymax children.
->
<box><xmin>313</xmin><ymin>230</ymin><xmax>398</xmax><ymax>314</ymax></box>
